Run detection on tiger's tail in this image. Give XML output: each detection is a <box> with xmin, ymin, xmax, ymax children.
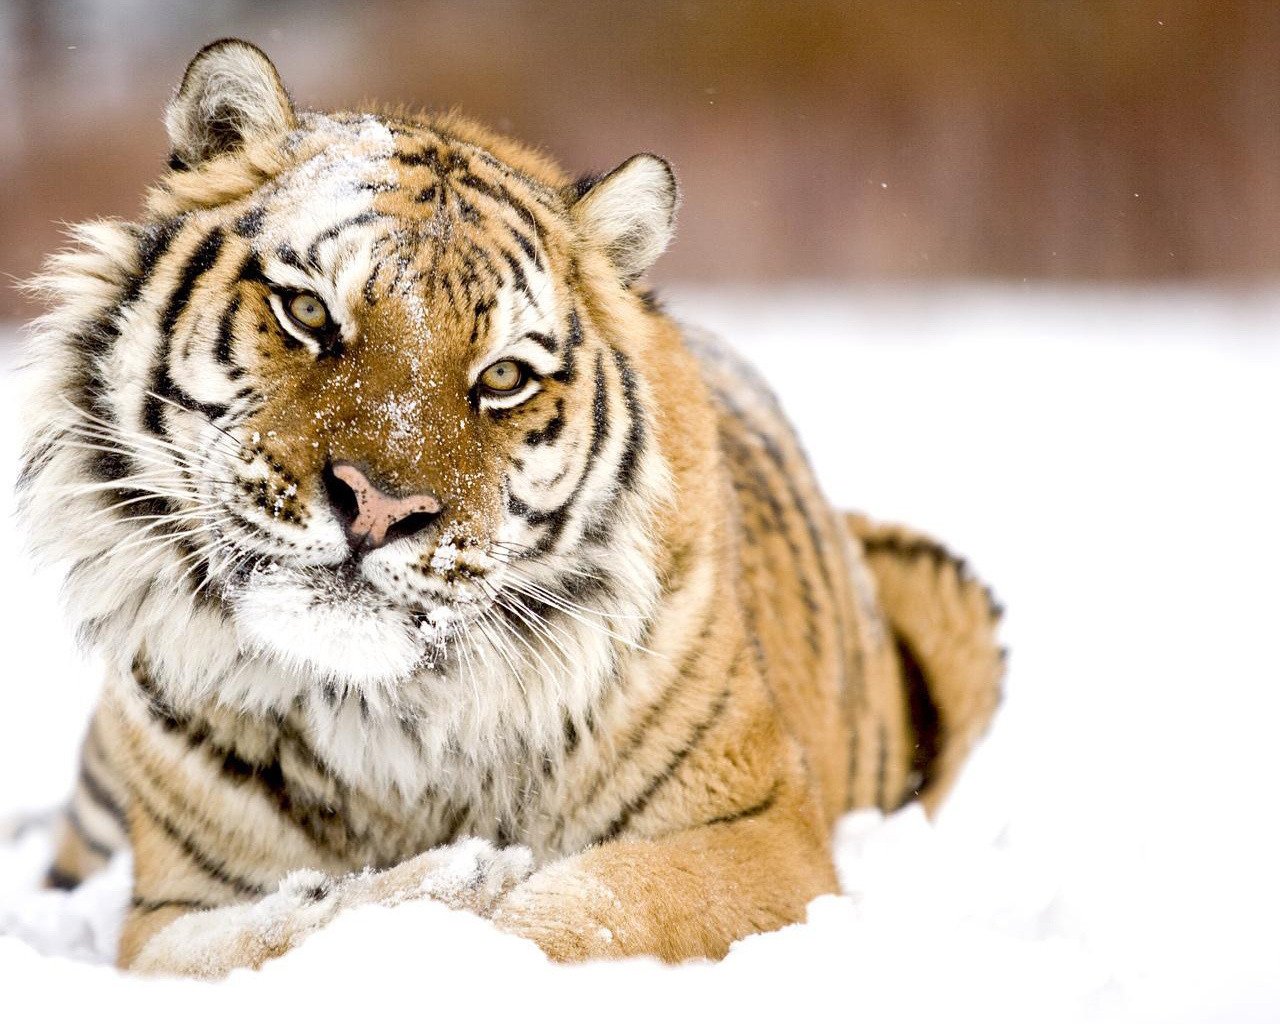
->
<box><xmin>846</xmin><ymin>514</ymin><xmax>1006</xmax><ymax>815</ymax></box>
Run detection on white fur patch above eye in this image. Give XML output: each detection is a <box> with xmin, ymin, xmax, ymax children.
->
<box><xmin>573</xmin><ymin>154</ymin><xmax>679</xmax><ymax>282</ymax></box>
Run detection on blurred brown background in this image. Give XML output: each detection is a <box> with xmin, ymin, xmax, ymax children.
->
<box><xmin>3</xmin><ymin>0</ymin><xmax>1279</xmax><ymax>320</ymax></box>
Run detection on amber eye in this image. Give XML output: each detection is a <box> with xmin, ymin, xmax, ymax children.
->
<box><xmin>478</xmin><ymin>360</ymin><xmax>527</xmax><ymax>394</ymax></box>
<box><xmin>285</xmin><ymin>292</ymin><xmax>330</xmax><ymax>332</ymax></box>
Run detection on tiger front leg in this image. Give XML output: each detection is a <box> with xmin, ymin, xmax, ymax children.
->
<box><xmin>127</xmin><ymin>838</ymin><xmax>534</xmax><ymax>978</ymax></box>
<box><xmin>493</xmin><ymin>786</ymin><xmax>837</xmax><ymax>963</ymax></box>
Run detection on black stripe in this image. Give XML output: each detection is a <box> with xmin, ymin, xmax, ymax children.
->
<box><xmin>524</xmin><ymin>398</ymin><xmax>565</xmax><ymax>446</ymax></box>
<box><xmin>139</xmin><ymin>792</ymin><xmax>267</xmax><ymax>898</ymax></box>
<box><xmin>395</xmin><ymin>145</ymin><xmax>447</xmax><ymax>168</ymax></box>
<box><xmin>147</xmin><ymin>357</ymin><xmax>234</xmax><ymax>431</ymax></box>
<box><xmin>144</xmin><ymin>227</ymin><xmax>230</xmax><ymax>434</ymax></box>
<box><xmin>894</xmin><ymin>630</ymin><xmax>943</xmax><ymax>809</ymax></box>
<box><xmin>527</xmin><ymin>351</ymin><xmax>610</xmax><ymax>551</ymax></box>
<box><xmin>874</xmin><ymin>721</ymin><xmax>889</xmax><ymax>808</ymax></box>
<box><xmin>139</xmin><ymin>668</ymin><xmax>381</xmax><ymax>858</ymax></box>
<box><xmin>861</xmin><ymin>532</ymin><xmax>1004</xmax><ymax>624</ymax></box>
<box><xmin>719</xmin><ymin>423</ymin><xmax>822</xmax><ymax>656</ymax></box>
<box><xmin>549</xmin><ymin>309</ymin><xmax>583</xmax><ymax>384</ymax></box>
<box><xmin>214</xmin><ymin>295</ymin><xmax>241</xmax><ymax>366</ymax></box>
<box><xmin>635</xmin><ymin>287</ymin><xmax>665</xmax><ymax>314</ymax></box>
<box><xmin>121</xmin><ymin>219</ymin><xmax>182</xmax><ymax>307</ymax></box>
<box><xmin>160</xmin><ymin>228</ymin><xmax>226</xmax><ymax>339</ymax></box>
<box><xmin>595</xmin><ymin>685</ymin><xmax>731</xmax><ymax>845</ymax></box>
<box><xmin>551</xmin><ymin>618</ymin><xmax>710</xmax><ymax>847</ymax></box>
<box><xmin>77</xmin><ymin>759</ymin><xmax>126</xmax><ymax>829</ymax></box>
<box><xmin>233</xmin><ymin>207</ymin><xmax>265</xmax><ymax>238</ymax></box>
<box><xmin>509</xmin><ymin>225</ymin><xmax>540</xmax><ymax>266</ymax></box>
<box><xmin>699</xmin><ymin>780</ymin><xmax>780</xmax><ymax>829</ymax></box>
<box><xmin>236</xmin><ymin>251</ymin><xmax>267</xmax><ymax>286</ymax></box>
<box><xmin>131</xmin><ymin>895</ymin><xmax>220</xmax><ymax>913</ymax></box>
<box><xmin>304</xmin><ymin>210</ymin><xmax>382</xmax><ymax>270</ymax></box>
<box><xmin>611</xmin><ymin>347</ymin><xmax>645</xmax><ymax>492</ymax></box>
<box><xmin>66</xmin><ymin>312</ymin><xmax>130</xmax><ymax>485</ymax></box>
<box><xmin>500</xmin><ymin>248</ymin><xmax>533</xmax><ymax>302</ymax></box>
<box><xmin>363</xmin><ymin>260</ymin><xmax>384</xmax><ymax>305</ymax></box>
<box><xmin>16</xmin><ymin>436</ymin><xmax>57</xmax><ymax>493</ymax></box>
<box><xmin>468</xmin><ymin>295</ymin><xmax>495</xmax><ymax>347</ymax></box>
<box><xmin>457</xmin><ymin>171</ymin><xmax>510</xmax><ymax>206</ymax></box>
<box><xmin>44</xmin><ymin>865</ymin><xmax>81</xmax><ymax>891</ymax></box>
<box><xmin>276</xmin><ymin>243</ymin><xmax>306</xmax><ymax>271</ymax></box>
<box><xmin>66</xmin><ymin>805</ymin><xmax>115</xmax><ymax>860</ymax></box>
<box><xmin>524</xmin><ymin>330</ymin><xmax>557</xmax><ymax>353</ymax></box>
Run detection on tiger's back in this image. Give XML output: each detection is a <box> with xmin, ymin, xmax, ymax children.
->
<box><xmin>692</xmin><ymin>329</ymin><xmax>1003</xmax><ymax>825</ymax></box>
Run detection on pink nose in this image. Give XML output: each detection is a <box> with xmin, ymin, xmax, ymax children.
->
<box><xmin>325</xmin><ymin>462</ymin><xmax>442</xmax><ymax>550</ymax></box>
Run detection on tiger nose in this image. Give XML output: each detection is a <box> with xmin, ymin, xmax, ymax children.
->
<box><xmin>322</xmin><ymin>461</ymin><xmax>442</xmax><ymax>551</ymax></box>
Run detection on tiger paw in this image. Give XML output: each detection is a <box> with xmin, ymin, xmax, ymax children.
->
<box><xmin>354</xmin><ymin>837</ymin><xmax>535</xmax><ymax>916</ymax></box>
<box><xmin>130</xmin><ymin>868</ymin><xmax>343</xmax><ymax>978</ymax></box>
<box><xmin>132</xmin><ymin>838</ymin><xmax>535</xmax><ymax>978</ymax></box>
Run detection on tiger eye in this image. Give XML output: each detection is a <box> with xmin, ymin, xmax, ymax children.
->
<box><xmin>479</xmin><ymin>360</ymin><xmax>525</xmax><ymax>393</ymax></box>
<box><xmin>287</xmin><ymin>292</ymin><xmax>330</xmax><ymax>331</ymax></box>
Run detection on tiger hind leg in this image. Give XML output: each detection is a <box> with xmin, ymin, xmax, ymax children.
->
<box><xmin>846</xmin><ymin>513</ymin><xmax>1006</xmax><ymax>815</ymax></box>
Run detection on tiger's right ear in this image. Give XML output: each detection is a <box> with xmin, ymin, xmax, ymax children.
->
<box><xmin>165</xmin><ymin>39</ymin><xmax>296</xmax><ymax>169</ymax></box>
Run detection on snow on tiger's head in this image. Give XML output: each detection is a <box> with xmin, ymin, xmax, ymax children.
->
<box><xmin>19</xmin><ymin>40</ymin><xmax>677</xmax><ymax>704</ymax></box>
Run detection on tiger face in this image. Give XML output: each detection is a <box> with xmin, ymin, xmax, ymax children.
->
<box><xmin>24</xmin><ymin>41</ymin><xmax>677</xmax><ymax>699</ymax></box>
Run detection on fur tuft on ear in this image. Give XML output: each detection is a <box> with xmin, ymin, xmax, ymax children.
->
<box><xmin>571</xmin><ymin>154</ymin><xmax>679</xmax><ymax>283</ymax></box>
<box><xmin>165</xmin><ymin>39</ymin><xmax>296</xmax><ymax>169</ymax></box>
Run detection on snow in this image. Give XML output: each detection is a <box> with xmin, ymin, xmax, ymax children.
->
<box><xmin>2</xmin><ymin>285</ymin><xmax>1278</xmax><ymax>1022</ymax></box>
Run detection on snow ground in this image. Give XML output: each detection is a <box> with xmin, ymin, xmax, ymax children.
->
<box><xmin>0</xmin><ymin>286</ymin><xmax>1277</xmax><ymax>1022</ymax></box>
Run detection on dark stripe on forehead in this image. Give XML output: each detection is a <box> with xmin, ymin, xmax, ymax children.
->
<box><xmin>457</xmin><ymin>172</ymin><xmax>509</xmax><ymax>205</ymax></box>
<box><xmin>468</xmin><ymin>296</ymin><xmax>495</xmax><ymax>347</ymax></box>
<box><xmin>525</xmin><ymin>331</ymin><xmax>558</xmax><ymax>353</ymax></box>
<box><xmin>550</xmin><ymin>309</ymin><xmax>584</xmax><ymax>384</ymax></box>
<box><xmin>233</xmin><ymin>207</ymin><xmax>266</xmax><ymax>238</ymax></box>
<box><xmin>276</xmin><ymin>243</ymin><xmax>306</xmax><ymax>272</ymax></box>
<box><xmin>304</xmin><ymin>210</ymin><xmax>384</xmax><ymax>270</ymax></box>
<box><xmin>509</xmin><ymin>225</ymin><xmax>542</xmax><ymax>268</ymax></box>
<box><xmin>395</xmin><ymin>144</ymin><xmax>466</xmax><ymax>172</ymax></box>
<box><xmin>501</xmin><ymin>248</ymin><xmax>533</xmax><ymax>303</ymax></box>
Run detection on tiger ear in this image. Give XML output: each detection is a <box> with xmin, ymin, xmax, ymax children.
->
<box><xmin>570</xmin><ymin>154</ymin><xmax>679</xmax><ymax>283</ymax></box>
<box><xmin>165</xmin><ymin>39</ymin><xmax>296</xmax><ymax>169</ymax></box>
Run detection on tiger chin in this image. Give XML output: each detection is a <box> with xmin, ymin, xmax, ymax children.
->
<box><xmin>18</xmin><ymin>39</ymin><xmax>1005</xmax><ymax>977</ymax></box>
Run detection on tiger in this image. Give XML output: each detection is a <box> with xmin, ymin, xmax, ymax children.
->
<box><xmin>17</xmin><ymin>39</ymin><xmax>1004</xmax><ymax>976</ymax></box>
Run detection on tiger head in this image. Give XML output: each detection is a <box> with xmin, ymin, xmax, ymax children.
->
<box><xmin>21</xmin><ymin>40</ymin><xmax>679</xmax><ymax>708</ymax></box>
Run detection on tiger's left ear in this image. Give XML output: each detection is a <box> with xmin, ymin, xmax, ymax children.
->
<box><xmin>164</xmin><ymin>38</ymin><xmax>296</xmax><ymax>169</ymax></box>
<box><xmin>571</xmin><ymin>154</ymin><xmax>679</xmax><ymax>283</ymax></box>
